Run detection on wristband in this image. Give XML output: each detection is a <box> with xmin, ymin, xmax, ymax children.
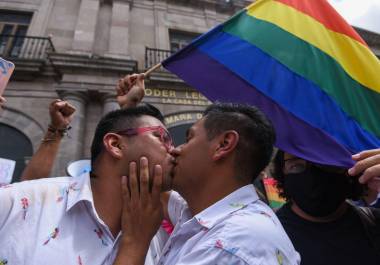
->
<box><xmin>47</xmin><ymin>124</ymin><xmax>72</xmax><ymax>137</ymax></box>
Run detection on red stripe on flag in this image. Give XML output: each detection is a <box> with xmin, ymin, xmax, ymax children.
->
<box><xmin>275</xmin><ymin>0</ymin><xmax>367</xmax><ymax>46</ymax></box>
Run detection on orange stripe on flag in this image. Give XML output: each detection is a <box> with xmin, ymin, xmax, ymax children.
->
<box><xmin>275</xmin><ymin>0</ymin><xmax>367</xmax><ymax>46</ymax></box>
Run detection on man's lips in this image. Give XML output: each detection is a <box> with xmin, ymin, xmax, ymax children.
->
<box><xmin>170</xmin><ymin>158</ymin><xmax>178</xmax><ymax>178</ymax></box>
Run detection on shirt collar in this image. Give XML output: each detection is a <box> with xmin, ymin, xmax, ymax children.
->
<box><xmin>66</xmin><ymin>172</ymin><xmax>95</xmax><ymax>212</ymax></box>
<box><xmin>193</xmin><ymin>184</ymin><xmax>259</xmax><ymax>229</ymax></box>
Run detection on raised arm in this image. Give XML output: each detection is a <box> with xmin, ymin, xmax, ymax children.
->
<box><xmin>20</xmin><ymin>99</ymin><xmax>75</xmax><ymax>181</ymax></box>
<box><xmin>21</xmin><ymin>73</ymin><xmax>145</xmax><ymax>182</ymax></box>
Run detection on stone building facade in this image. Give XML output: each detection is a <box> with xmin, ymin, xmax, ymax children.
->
<box><xmin>0</xmin><ymin>0</ymin><xmax>379</xmax><ymax>181</ymax></box>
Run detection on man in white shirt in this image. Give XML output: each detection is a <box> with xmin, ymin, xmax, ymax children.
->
<box><xmin>114</xmin><ymin>100</ymin><xmax>301</xmax><ymax>265</ymax></box>
<box><xmin>0</xmin><ymin>93</ymin><xmax>175</xmax><ymax>265</ymax></box>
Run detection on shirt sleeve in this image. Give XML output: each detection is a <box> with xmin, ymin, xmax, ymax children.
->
<box><xmin>0</xmin><ymin>186</ymin><xmax>17</xmax><ymax>230</ymax></box>
<box><xmin>167</xmin><ymin>191</ymin><xmax>187</xmax><ymax>226</ymax></box>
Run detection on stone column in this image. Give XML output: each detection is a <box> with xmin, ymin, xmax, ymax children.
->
<box><xmin>153</xmin><ymin>1</ymin><xmax>168</xmax><ymax>49</ymax></box>
<box><xmin>53</xmin><ymin>91</ymin><xmax>87</xmax><ymax>176</ymax></box>
<box><xmin>72</xmin><ymin>0</ymin><xmax>100</xmax><ymax>52</ymax></box>
<box><xmin>102</xmin><ymin>93</ymin><xmax>119</xmax><ymax>116</ymax></box>
<box><xmin>27</xmin><ymin>0</ymin><xmax>55</xmax><ymax>36</ymax></box>
<box><xmin>204</xmin><ymin>5</ymin><xmax>217</xmax><ymax>28</ymax></box>
<box><xmin>107</xmin><ymin>0</ymin><xmax>130</xmax><ymax>57</ymax></box>
<box><xmin>93</xmin><ymin>0</ymin><xmax>112</xmax><ymax>55</ymax></box>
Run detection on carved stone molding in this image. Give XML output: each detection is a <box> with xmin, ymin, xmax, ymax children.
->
<box><xmin>48</xmin><ymin>52</ymin><xmax>138</xmax><ymax>75</ymax></box>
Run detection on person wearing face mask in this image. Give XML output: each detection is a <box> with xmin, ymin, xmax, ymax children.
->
<box><xmin>273</xmin><ymin>150</ymin><xmax>380</xmax><ymax>265</ymax></box>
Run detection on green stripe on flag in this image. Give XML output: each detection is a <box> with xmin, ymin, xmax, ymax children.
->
<box><xmin>223</xmin><ymin>12</ymin><xmax>380</xmax><ymax>138</ymax></box>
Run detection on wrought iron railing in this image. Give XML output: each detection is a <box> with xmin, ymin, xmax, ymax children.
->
<box><xmin>0</xmin><ymin>35</ymin><xmax>55</xmax><ymax>60</ymax></box>
<box><xmin>145</xmin><ymin>47</ymin><xmax>174</xmax><ymax>69</ymax></box>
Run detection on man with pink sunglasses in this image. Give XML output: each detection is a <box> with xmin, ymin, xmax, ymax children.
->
<box><xmin>0</xmin><ymin>74</ymin><xmax>176</xmax><ymax>264</ymax></box>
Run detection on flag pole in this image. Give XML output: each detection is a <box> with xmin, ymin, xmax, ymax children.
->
<box><xmin>144</xmin><ymin>63</ymin><xmax>162</xmax><ymax>77</ymax></box>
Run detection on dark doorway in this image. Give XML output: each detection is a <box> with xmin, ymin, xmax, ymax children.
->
<box><xmin>0</xmin><ymin>123</ymin><xmax>33</xmax><ymax>182</ymax></box>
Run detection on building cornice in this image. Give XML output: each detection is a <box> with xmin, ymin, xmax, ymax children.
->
<box><xmin>355</xmin><ymin>27</ymin><xmax>380</xmax><ymax>51</ymax></box>
<box><xmin>134</xmin><ymin>0</ymin><xmax>253</xmax><ymax>14</ymax></box>
<box><xmin>170</xmin><ymin>0</ymin><xmax>252</xmax><ymax>9</ymax></box>
<box><xmin>48</xmin><ymin>52</ymin><xmax>138</xmax><ymax>75</ymax></box>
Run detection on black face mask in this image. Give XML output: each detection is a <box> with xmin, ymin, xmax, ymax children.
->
<box><xmin>284</xmin><ymin>165</ymin><xmax>350</xmax><ymax>217</ymax></box>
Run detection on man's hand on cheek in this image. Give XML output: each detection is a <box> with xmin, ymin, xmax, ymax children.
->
<box><xmin>115</xmin><ymin>157</ymin><xmax>163</xmax><ymax>265</ymax></box>
<box><xmin>349</xmin><ymin>149</ymin><xmax>380</xmax><ymax>193</ymax></box>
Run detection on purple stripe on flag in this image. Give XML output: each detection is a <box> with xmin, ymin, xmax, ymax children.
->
<box><xmin>163</xmin><ymin>49</ymin><xmax>354</xmax><ymax>167</ymax></box>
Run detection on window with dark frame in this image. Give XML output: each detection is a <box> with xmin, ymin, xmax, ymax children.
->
<box><xmin>169</xmin><ymin>30</ymin><xmax>200</xmax><ymax>52</ymax></box>
<box><xmin>0</xmin><ymin>10</ymin><xmax>32</xmax><ymax>57</ymax></box>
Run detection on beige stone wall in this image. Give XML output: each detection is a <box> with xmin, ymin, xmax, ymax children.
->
<box><xmin>128</xmin><ymin>0</ymin><xmax>233</xmax><ymax>66</ymax></box>
<box><xmin>46</xmin><ymin>0</ymin><xmax>81</xmax><ymax>51</ymax></box>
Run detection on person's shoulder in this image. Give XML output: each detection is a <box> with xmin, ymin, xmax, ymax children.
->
<box><xmin>209</xmin><ymin>201</ymin><xmax>299</xmax><ymax>264</ymax></box>
<box><xmin>221</xmin><ymin>200</ymin><xmax>287</xmax><ymax>238</ymax></box>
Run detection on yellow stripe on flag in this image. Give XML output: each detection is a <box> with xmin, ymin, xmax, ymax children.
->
<box><xmin>247</xmin><ymin>0</ymin><xmax>380</xmax><ymax>94</ymax></box>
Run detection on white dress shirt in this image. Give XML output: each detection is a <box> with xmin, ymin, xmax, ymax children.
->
<box><xmin>159</xmin><ymin>185</ymin><xmax>300</xmax><ymax>265</ymax></box>
<box><xmin>0</xmin><ymin>173</ymin><xmax>168</xmax><ymax>265</ymax></box>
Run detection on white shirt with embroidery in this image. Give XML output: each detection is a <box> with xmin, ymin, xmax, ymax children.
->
<box><xmin>0</xmin><ymin>173</ymin><xmax>168</xmax><ymax>265</ymax></box>
<box><xmin>159</xmin><ymin>185</ymin><xmax>300</xmax><ymax>265</ymax></box>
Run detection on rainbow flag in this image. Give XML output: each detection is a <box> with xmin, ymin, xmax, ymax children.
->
<box><xmin>163</xmin><ymin>0</ymin><xmax>380</xmax><ymax>167</ymax></box>
<box><xmin>263</xmin><ymin>178</ymin><xmax>286</xmax><ymax>209</ymax></box>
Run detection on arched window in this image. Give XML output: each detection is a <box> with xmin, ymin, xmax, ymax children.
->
<box><xmin>0</xmin><ymin>123</ymin><xmax>33</xmax><ymax>182</ymax></box>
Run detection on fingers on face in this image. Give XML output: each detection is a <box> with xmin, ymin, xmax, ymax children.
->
<box><xmin>140</xmin><ymin>157</ymin><xmax>149</xmax><ymax>200</ymax></box>
<box><xmin>128</xmin><ymin>157</ymin><xmax>162</xmax><ymax>203</ymax></box>
<box><xmin>367</xmin><ymin>178</ymin><xmax>380</xmax><ymax>192</ymax></box>
<box><xmin>352</xmin><ymin>149</ymin><xmax>380</xmax><ymax>161</ymax></box>
<box><xmin>129</xmin><ymin>161</ymin><xmax>139</xmax><ymax>201</ymax></box>
<box><xmin>359</xmin><ymin>164</ymin><xmax>380</xmax><ymax>184</ymax></box>
<box><xmin>121</xmin><ymin>175</ymin><xmax>130</xmax><ymax>206</ymax></box>
<box><xmin>152</xmin><ymin>165</ymin><xmax>162</xmax><ymax>199</ymax></box>
<box><xmin>351</xmin><ymin>154</ymin><xmax>380</xmax><ymax>177</ymax></box>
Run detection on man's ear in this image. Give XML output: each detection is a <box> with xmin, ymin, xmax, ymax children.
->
<box><xmin>103</xmin><ymin>133</ymin><xmax>125</xmax><ymax>159</ymax></box>
<box><xmin>213</xmin><ymin>130</ymin><xmax>239</xmax><ymax>161</ymax></box>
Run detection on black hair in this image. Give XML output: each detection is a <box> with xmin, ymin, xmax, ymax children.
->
<box><xmin>203</xmin><ymin>102</ymin><xmax>275</xmax><ymax>182</ymax></box>
<box><xmin>272</xmin><ymin>150</ymin><xmax>365</xmax><ymax>201</ymax></box>
<box><xmin>90</xmin><ymin>104</ymin><xmax>164</xmax><ymax>167</ymax></box>
<box><xmin>272</xmin><ymin>150</ymin><xmax>289</xmax><ymax>200</ymax></box>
